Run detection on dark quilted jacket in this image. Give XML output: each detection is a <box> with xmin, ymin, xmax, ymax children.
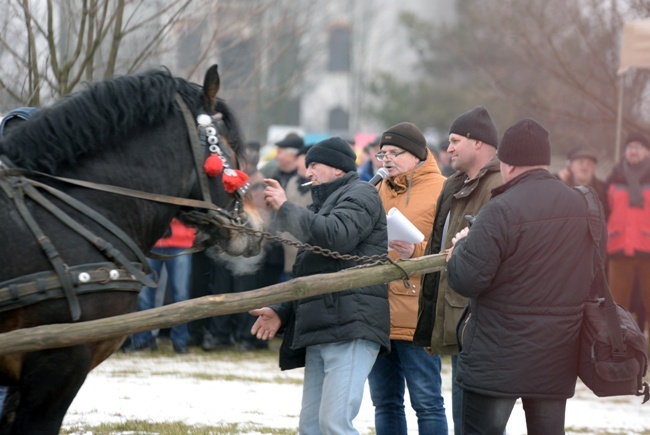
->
<box><xmin>448</xmin><ymin>169</ymin><xmax>598</xmax><ymax>398</ymax></box>
<box><xmin>272</xmin><ymin>172</ymin><xmax>390</xmax><ymax>370</ymax></box>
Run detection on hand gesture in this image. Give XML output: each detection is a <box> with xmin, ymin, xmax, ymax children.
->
<box><xmin>250</xmin><ymin>307</ymin><xmax>282</xmax><ymax>340</ymax></box>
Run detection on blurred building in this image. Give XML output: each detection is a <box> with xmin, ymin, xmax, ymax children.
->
<box><xmin>168</xmin><ymin>0</ymin><xmax>454</xmax><ymax>144</ymax></box>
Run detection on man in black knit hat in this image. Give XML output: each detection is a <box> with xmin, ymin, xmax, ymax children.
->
<box><xmin>445</xmin><ymin>118</ymin><xmax>602</xmax><ymax>434</ymax></box>
<box><xmin>414</xmin><ymin>105</ymin><xmax>502</xmax><ymax>435</ymax></box>
<box><xmin>251</xmin><ymin>137</ymin><xmax>390</xmax><ymax>434</ymax></box>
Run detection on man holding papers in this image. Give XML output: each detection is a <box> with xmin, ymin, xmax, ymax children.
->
<box><xmin>369</xmin><ymin>122</ymin><xmax>447</xmax><ymax>434</ymax></box>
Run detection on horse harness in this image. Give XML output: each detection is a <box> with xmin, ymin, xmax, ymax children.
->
<box><xmin>0</xmin><ymin>95</ymin><xmax>249</xmax><ymax>321</ymax></box>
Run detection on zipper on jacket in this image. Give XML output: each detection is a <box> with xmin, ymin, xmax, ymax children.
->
<box><xmin>460</xmin><ymin>312</ymin><xmax>472</xmax><ymax>345</ymax></box>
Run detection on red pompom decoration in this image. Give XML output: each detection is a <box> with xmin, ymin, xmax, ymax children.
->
<box><xmin>203</xmin><ymin>154</ymin><xmax>224</xmax><ymax>177</ymax></box>
<box><xmin>222</xmin><ymin>169</ymin><xmax>249</xmax><ymax>193</ymax></box>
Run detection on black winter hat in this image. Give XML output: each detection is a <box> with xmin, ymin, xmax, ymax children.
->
<box><xmin>380</xmin><ymin>122</ymin><xmax>428</xmax><ymax>161</ymax></box>
<box><xmin>498</xmin><ymin>118</ymin><xmax>551</xmax><ymax>166</ymax></box>
<box><xmin>305</xmin><ymin>137</ymin><xmax>357</xmax><ymax>173</ymax></box>
<box><xmin>276</xmin><ymin>133</ymin><xmax>304</xmax><ymax>149</ymax></box>
<box><xmin>449</xmin><ymin>106</ymin><xmax>499</xmax><ymax>148</ymax></box>
<box><xmin>624</xmin><ymin>132</ymin><xmax>650</xmax><ymax>150</ymax></box>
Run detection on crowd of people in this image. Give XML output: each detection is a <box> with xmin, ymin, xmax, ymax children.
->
<box><xmin>3</xmin><ymin>102</ymin><xmax>650</xmax><ymax>433</ymax></box>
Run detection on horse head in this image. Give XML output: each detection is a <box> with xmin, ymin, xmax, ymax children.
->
<box><xmin>176</xmin><ymin>65</ymin><xmax>263</xmax><ymax>258</ymax></box>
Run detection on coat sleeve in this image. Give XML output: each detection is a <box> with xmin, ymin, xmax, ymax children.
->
<box><xmin>276</xmin><ymin>184</ymin><xmax>383</xmax><ymax>255</ymax></box>
<box><xmin>446</xmin><ymin>200</ymin><xmax>508</xmax><ymax>298</ymax></box>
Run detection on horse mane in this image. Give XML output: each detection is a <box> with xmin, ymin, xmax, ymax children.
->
<box><xmin>0</xmin><ymin>68</ymin><xmax>244</xmax><ymax>173</ymax></box>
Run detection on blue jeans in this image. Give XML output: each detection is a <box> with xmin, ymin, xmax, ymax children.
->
<box><xmin>131</xmin><ymin>249</ymin><xmax>191</xmax><ymax>348</ymax></box>
<box><xmin>368</xmin><ymin>340</ymin><xmax>448</xmax><ymax>435</ymax></box>
<box><xmin>0</xmin><ymin>386</ymin><xmax>5</xmax><ymax>415</ymax></box>
<box><xmin>300</xmin><ymin>339</ymin><xmax>380</xmax><ymax>435</ymax></box>
<box><xmin>462</xmin><ymin>389</ymin><xmax>567</xmax><ymax>435</ymax></box>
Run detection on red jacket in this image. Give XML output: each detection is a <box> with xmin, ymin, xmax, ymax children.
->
<box><xmin>606</xmin><ymin>163</ymin><xmax>650</xmax><ymax>256</ymax></box>
<box><xmin>153</xmin><ymin>219</ymin><xmax>195</xmax><ymax>249</ymax></box>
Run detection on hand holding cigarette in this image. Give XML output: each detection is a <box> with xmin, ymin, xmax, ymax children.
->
<box><xmin>263</xmin><ymin>178</ymin><xmax>288</xmax><ymax>212</ymax></box>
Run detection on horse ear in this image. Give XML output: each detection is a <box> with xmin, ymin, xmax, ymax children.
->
<box><xmin>203</xmin><ymin>64</ymin><xmax>221</xmax><ymax>113</ymax></box>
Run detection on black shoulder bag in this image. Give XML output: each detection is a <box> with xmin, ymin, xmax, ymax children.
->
<box><xmin>575</xmin><ymin>185</ymin><xmax>649</xmax><ymax>403</ymax></box>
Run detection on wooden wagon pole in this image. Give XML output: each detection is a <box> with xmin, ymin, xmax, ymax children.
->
<box><xmin>0</xmin><ymin>253</ymin><xmax>447</xmax><ymax>355</ymax></box>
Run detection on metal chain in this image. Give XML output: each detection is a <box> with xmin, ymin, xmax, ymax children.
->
<box><xmin>185</xmin><ymin>210</ymin><xmax>410</xmax><ymax>278</ymax></box>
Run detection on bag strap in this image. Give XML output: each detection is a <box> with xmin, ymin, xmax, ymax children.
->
<box><xmin>574</xmin><ymin>185</ymin><xmax>627</xmax><ymax>355</ymax></box>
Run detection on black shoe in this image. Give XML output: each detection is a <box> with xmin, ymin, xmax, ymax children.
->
<box><xmin>122</xmin><ymin>337</ymin><xmax>157</xmax><ymax>353</ymax></box>
<box><xmin>201</xmin><ymin>335</ymin><xmax>233</xmax><ymax>351</ymax></box>
<box><xmin>173</xmin><ymin>344</ymin><xmax>189</xmax><ymax>354</ymax></box>
<box><xmin>238</xmin><ymin>341</ymin><xmax>269</xmax><ymax>352</ymax></box>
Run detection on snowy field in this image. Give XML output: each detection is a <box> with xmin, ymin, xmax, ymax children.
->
<box><xmin>63</xmin><ymin>341</ymin><xmax>650</xmax><ymax>435</ymax></box>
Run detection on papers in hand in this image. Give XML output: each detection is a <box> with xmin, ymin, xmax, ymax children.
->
<box><xmin>386</xmin><ymin>207</ymin><xmax>424</xmax><ymax>245</ymax></box>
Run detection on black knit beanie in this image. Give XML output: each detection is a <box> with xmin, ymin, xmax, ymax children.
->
<box><xmin>449</xmin><ymin>106</ymin><xmax>499</xmax><ymax>148</ymax></box>
<box><xmin>305</xmin><ymin>137</ymin><xmax>357</xmax><ymax>173</ymax></box>
<box><xmin>380</xmin><ymin>122</ymin><xmax>428</xmax><ymax>161</ymax></box>
<box><xmin>498</xmin><ymin>118</ymin><xmax>551</xmax><ymax>166</ymax></box>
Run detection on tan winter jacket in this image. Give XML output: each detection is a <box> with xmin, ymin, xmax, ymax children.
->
<box><xmin>377</xmin><ymin>149</ymin><xmax>445</xmax><ymax>341</ymax></box>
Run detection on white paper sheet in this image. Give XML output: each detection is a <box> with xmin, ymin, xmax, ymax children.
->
<box><xmin>386</xmin><ymin>207</ymin><xmax>424</xmax><ymax>244</ymax></box>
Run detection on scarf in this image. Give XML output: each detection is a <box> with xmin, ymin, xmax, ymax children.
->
<box><xmin>623</xmin><ymin>158</ymin><xmax>650</xmax><ymax>207</ymax></box>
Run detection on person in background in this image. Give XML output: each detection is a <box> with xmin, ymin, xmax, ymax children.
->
<box><xmin>250</xmin><ymin>137</ymin><xmax>390</xmax><ymax>434</ymax></box>
<box><xmin>198</xmin><ymin>141</ymin><xmax>269</xmax><ymax>352</ymax></box>
<box><xmin>0</xmin><ymin>106</ymin><xmax>40</xmax><ymax>417</ymax></box>
<box><xmin>368</xmin><ymin>122</ymin><xmax>447</xmax><ymax>434</ymax></box>
<box><xmin>557</xmin><ymin>147</ymin><xmax>607</xmax><ymax>210</ymax></box>
<box><xmin>261</xmin><ymin>132</ymin><xmax>304</xmax><ymax>286</ymax></box>
<box><xmin>280</xmin><ymin>145</ymin><xmax>312</xmax><ymax>281</ymax></box>
<box><xmin>446</xmin><ymin>118</ymin><xmax>599</xmax><ymax>434</ymax></box>
<box><xmin>358</xmin><ymin>135</ymin><xmax>382</xmax><ymax>182</ymax></box>
<box><xmin>605</xmin><ymin>132</ymin><xmax>650</xmax><ymax>334</ymax></box>
<box><xmin>435</xmin><ymin>139</ymin><xmax>455</xmax><ymax>177</ymax></box>
<box><xmin>414</xmin><ymin>105</ymin><xmax>501</xmax><ymax>434</ymax></box>
<box><xmin>123</xmin><ymin>218</ymin><xmax>195</xmax><ymax>354</ymax></box>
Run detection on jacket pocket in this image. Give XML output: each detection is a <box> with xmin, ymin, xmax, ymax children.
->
<box><xmin>443</xmin><ymin>290</ymin><xmax>468</xmax><ymax>346</ymax></box>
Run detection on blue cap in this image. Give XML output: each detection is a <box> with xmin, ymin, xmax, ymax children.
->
<box><xmin>0</xmin><ymin>107</ymin><xmax>40</xmax><ymax>137</ymax></box>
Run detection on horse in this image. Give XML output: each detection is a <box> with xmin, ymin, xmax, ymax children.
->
<box><xmin>0</xmin><ymin>64</ymin><xmax>263</xmax><ymax>434</ymax></box>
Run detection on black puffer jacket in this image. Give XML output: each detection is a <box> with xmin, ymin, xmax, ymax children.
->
<box><xmin>272</xmin><ymin>172</ymin><xmax>390</xmax><ymax>370</ymax></box>
<box><xmin>448</xmin><ymin>169</ymin><xmax>599</xmax><ymax>399</ymax></box>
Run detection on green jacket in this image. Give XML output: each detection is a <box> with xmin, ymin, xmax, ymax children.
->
<box><xmin>413</xmin><ymin>158</ymin><xmax>501</xmax><ymax>354</ymax></box>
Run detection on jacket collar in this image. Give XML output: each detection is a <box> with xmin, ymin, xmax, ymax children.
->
<box><xmin>491</xmin><ymin>168</ymin><xmax>550</xmax><ymax>198</ymax></box>
<box><xmin>384</xmin><ymin>150</ymin><xmax>441</xmax><ymax>193</ymax></box>
<box><xmin>311</xmin><ymin>171</ymin><xmax>358</xmax><ymax>207</ymax></box>
<box><xmin>454</xmin><ymin>158</ymin><xmax>501</xmax><ymax>200</ymax></box>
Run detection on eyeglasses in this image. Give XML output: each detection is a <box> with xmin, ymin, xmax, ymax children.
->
<box><xmin>375</xmin><ymin>150</ymin><xmax>407</xmax><ymax>161</ymax></box>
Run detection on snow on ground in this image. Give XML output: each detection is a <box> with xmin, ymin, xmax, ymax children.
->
<box><xmin>63</xmin><ymin>342</ymin><xmax>650</xmax><ymax>435</ymax></box>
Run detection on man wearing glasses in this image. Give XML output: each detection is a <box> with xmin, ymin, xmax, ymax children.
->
<box><xmin>368</xmin><ymin>122</ymin><xmax>448</xmax><ymax>434</ymax></box>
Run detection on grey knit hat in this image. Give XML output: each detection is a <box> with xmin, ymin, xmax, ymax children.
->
<box><xmin>449</xmin><ymin>106</ymin><xmax>499</xmax><ymax>148</ymax></box>
<box><xmin>380</xmin><ymin>122</ymin><xmax>428</xmax><ymax>161</ymax></box>
<box><xmin>498</xmin><ymin>118</ymin><xmax>551</xmax><ymax>166</ymax></box>
<box><xmin>305</xmin><ymin>137</ymin><xmax>357</xmax><ymax>173</ymax></box>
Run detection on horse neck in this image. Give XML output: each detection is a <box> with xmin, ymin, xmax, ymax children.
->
<box><xmin>56</xmin><ymin>115</ymin><xmax>197</xmax><ymax>250</ymax></box>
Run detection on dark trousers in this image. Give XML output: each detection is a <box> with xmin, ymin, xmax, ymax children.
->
<box><xmin>206</xmin><ymin>263</ymin><xmax>261</xmax><ymax>344</ymax></box>
<box><xmin>461</xmin><ymin>390</ymin><xmax>566</xmax><ymax>435</ymax></box>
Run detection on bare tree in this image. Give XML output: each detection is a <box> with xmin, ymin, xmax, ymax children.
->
<box><xmin>0</xmin><ymin>0</ymin><xmax>320</xmax><ymax>141</ymax></box>
<box><xmin>371</xmin><ymin>0</ymin><xmax>650</xmax><ymax>161</ymax></box>
<box><xmin>0</xmin><ymin>0</ymin><xmax>199</xmax><ymax>106</ymax></box>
